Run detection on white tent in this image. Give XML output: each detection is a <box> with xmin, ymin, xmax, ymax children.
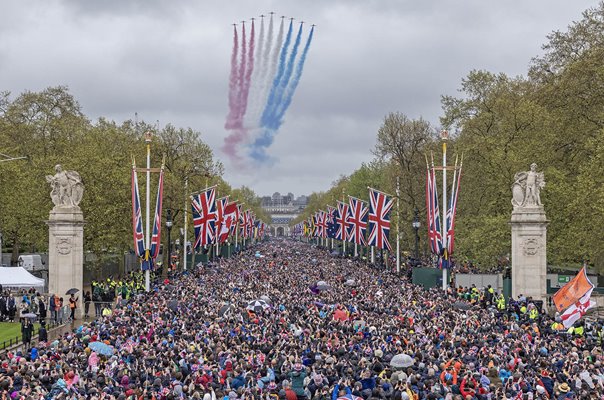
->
<box><xmin>0</xmin><ymin>267</ymin><xmax>45</xmax><ymax>288</ymax></box>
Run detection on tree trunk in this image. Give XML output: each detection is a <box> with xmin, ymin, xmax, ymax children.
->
<box><xmin>10</xmin><ymin>231</ymin><xmax>19</xmax><ymax>266</ymax></box>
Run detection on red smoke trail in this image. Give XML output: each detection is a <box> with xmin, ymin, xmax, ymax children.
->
<box><xmin>238</xmin><ymin>20</ymin><xmax>255</xmax><ymax>128</ymax></box>
<box><xmin>234</xmin><ymin>22</ymin><xmax>247</xmax><ymax>129</ymax></box>
<box><xmin>222</xmin><ymin>128</ymin><xmax>247</xmax><ymax>162</ymax></box>
<box><xmin>224</xmin><ymin>25</ymin><xmax>239</xmax><ymax>129</ymax></box>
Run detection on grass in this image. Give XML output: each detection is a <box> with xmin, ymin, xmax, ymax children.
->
<box><xmin>0</xmin><ymin>322</ymin><xmax>41</xmax><ymax>346</ymax></box>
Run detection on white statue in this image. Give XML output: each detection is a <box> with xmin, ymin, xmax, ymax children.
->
<box><xmin>46</xmin><ymin>164</ymin><xmax>84</xmax><ymax>207</ymax></box>
<box><xmin>512</xmin><ymin>163</ymin><xmax>545</xmax><ymax>208</ymax></box>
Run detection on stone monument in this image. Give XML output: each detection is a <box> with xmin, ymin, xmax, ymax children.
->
<box><xmin>510</xmin><ymin>163</ymin><xmax>548</xmax><ymax>303</ymax></box>
<box><xmin>46</xmin><ymin>165</ymin><xmax>85</xmax><ymax>318</ymax></box>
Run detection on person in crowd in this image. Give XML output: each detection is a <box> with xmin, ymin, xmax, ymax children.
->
<box><xmin>20</xmin><ymin>317</ymin><xmax>33</xmax><ymax>349</ymax></box>
<box><xmin>68</xmin><ymin>293</ymin><xmax>78</xmax><ymax>321</ymax></box>
<box><xmin>0</xmin><ymin>240</ymin><xmax>600</xmax><ymax>399</ymax></box>
<box><xmin>83</xmin><ymin>290</ymin><xmax>91</xmax><ymax>319</ymax></box>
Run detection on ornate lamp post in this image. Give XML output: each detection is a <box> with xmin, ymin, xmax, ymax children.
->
<box><xmin>412</xmin><ymin>208</ymin><xmax>420</xmax><ymax>260</ymax></box>
<box><xmin>165</xmin><ymin>209</ymin><xmax>173</xmax><ymax>276</ymax></box>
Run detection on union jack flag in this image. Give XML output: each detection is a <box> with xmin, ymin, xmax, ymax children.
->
<box><xmin>426</xmin><ymin>166</ymin><xmax>443</xmax><ymax>256</ymax></box>
<box><xmin>336</xmin><ymin>201</ymin><xmax>349</xmax><ymax>241</ymax></box>
<box><xmin>367</xmin><ymin>188</ymin><xmax>394</xmax><ymax>251</ymax></box>
<box><xmin>318</xmin><ymin>210</ymin><xmax>329</xmax><ymax>238</ymax></box>
<box><xmin>149</xmin><ymin>168</ymin><xmax>165</xmax><ymax>259</ymax></box>
<box><xmin>239</xmin><ymin>209</ymin><xmax>249</xmax><ymax>238</ymax></box>
<box><xmin>218</xmin><ymin>201</ymin><xmax>238</xmax><ymax>243</ymax></box>
<box><xmin>214</xmin><ymin>196</ymin><xmax>229</xmax><ymax>243</ymax></box>
<box><xmin>191</xmin><ymin>187</ymin><xmax>217</xmax><ymax>249</ymax></box>
<box><xmin>131</xmin><ymin>164</ymin><xmax>145</xmax><ymax>258</ymax></box>
<box><xmin>230</xmin><ymin>203</ymin><xmax>241</xmax><ymax>237</ymax></box>
<box><xmin>347</xmin><ymin>197</ymin><xmax>368</xmax><ymax>245</ymax></box>
<box><xmin>247</xmin><ymin>211</ymin><xmax>255</xmax><ymax>238</ymax></box>
<box><xmin>326</xmin><ymin>206</ymin><xmax>339</xmax><ymax>239</ymax></box>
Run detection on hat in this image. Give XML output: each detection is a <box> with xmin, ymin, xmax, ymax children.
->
<box><xmin>558</xmin><ymin>383</ymin><xmax>570</xmax><ymax>393</ymax></box>
<box><xmin>374</xmin><ymin>349</ymin><xmax>383</xmax><ymax>358</ymax></box>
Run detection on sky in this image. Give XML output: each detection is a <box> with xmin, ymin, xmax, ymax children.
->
<box><xmin>0</xmin><ymin>0</ymin><xmax>596</xmax><ymax>197</ymax></box>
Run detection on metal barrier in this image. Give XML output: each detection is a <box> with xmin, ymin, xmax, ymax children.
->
<box><xmin>0</xmin><ymin>319</ymin><xmax>61</xmax><ymax>351</ymax></box>
<box><xmin>0</xmin><ymin>301</ymin><xmax>118</xmax><ymax>351</ymax></box>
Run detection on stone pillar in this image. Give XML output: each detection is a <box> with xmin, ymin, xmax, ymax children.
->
<box><xmin>47</xmin><ymin>206</ymin><xmax>84</xmax><ymax>319</ymax></box>
<box><xmin>511</xmin><ymin>207</ymin><xmax>548</xmax><ymax>302</ymax></box>
<box><xmin>510</xmin><ymin>163</ymin><xmax>548</xmax><ymax>304</ymax></box>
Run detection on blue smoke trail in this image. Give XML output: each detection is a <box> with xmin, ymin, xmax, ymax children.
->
<box><xmin>260</xmin><ymin>21</ymin><xmax>293</xmax><ymax>129</ymax></box>
<box><xmin>266</xmin><ymin>23</ymin><xmax>303</xmax><ymax>130</ymax></box>
<box><xmin>273</xmin><ymin>27</ymin><xmax>314</xmax><ymax>129</ymax></box>
<box><xmin>249</xmin><ymin>27</ymin><xmax>314</xmax><ymax>163</ymax></box>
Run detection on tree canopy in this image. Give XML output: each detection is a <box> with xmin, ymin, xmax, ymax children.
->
<box><xmin>297</xmin><ymin>2</ymin><xmax>604</xmax><ymax>271</ymax></box>
<box><xmin>0</xmin><ymin>86</ymin><xmax>265</xmax><ymax>264</ymax></box>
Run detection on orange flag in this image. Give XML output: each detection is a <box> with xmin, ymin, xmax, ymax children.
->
<box><xmin>552</xmin><ymin>267</ymin><xmax>594</xmax><ymax>312</ymax></box>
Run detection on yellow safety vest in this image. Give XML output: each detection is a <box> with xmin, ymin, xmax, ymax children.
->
<box><xmin>529</xmin><ymin>309</ymin><xmax>538</xmax><ymax>320</ymax></box>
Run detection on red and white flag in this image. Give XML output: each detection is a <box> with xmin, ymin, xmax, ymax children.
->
<box><xmin>561</xmin><ymin>287</ymin><xmax>596</xmax><ymax>328</ymax></box>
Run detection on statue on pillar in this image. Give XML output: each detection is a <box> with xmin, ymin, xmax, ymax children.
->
<box><xmin>46</xmin><ymin>164</ymin><xmax>84</xmax><ymax>207</ymax></box>
<box><xmin>511</xmin><ymin>163</ymin><xmax>545</xmax><ymax>208</ymax></box>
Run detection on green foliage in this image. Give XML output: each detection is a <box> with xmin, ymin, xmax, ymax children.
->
<box><xmin>299</xmin><ymin>2</ymin><xmax>604</xmax><ymax>269</ymax></box>
<box><xmin>0</xmin><ymin>86</ymin><xmax>230</xmax><ymax>263</ymax></box>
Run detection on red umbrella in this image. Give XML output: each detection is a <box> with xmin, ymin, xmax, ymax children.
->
<box><xmin>333</xmin><ymin>308</ymin><xmax>349</xmax><ymax>322</ymax></box>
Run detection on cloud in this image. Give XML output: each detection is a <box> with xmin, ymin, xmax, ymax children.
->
<box><xmin>0</xmin><ymin>0</ymin><xmax>589</xmax><ymax>197</ymax></box>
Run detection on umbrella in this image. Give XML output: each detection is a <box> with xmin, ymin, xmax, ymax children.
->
<box><xmin>219</xmin><ymin>303</ymin><xmax>236</xmax><ymax>317</ymax></box>
<box><xmin>167</xmin><ymin>300</ymin><xmax>179</xmax><ymax>312</ymax></box>
<box><xmin>88</xmin><ymin>341</ymin><xmax>115</xmax><ymax>356</ymax></box>
<box><xmin>260</xmin><ymin>295</ymin><xmax>272</xmax><ymax>304</ymax></box>
<box><xmin>390</xmin><ymin>354</ymin><xmax>414</xmax><ymax>368</ymax></box>
<box><xmin>246</xmin><ymin>300</ymin><xmax>270</xmax><ymax>313</ymax></box>
<box><xmin>65</xmin><ymin>288</ymin><xmax>79</xmax><ymax>295</ymax></box>
<box><xmin>333</xmin><ymin>308</ymin><xmax>349</xmax><ymax>322</ymax></box>
<box><xmin>453</xmin><ymin>302</ymin><xmax>472</xmax><ymax>310</ymax></box>
<box><xmin>317</xmin><ymin>281</ymin><xmax>331</xmax><ymax>291</ymax></box>
<box><xmin>344</xmin><ymin>279</ymin><xmax>356</xmax><ymax>287</ymax></box>
<box><xmin>22</xmin><ymin>313</ymin><xmax>37</xmax><ymax>319</ymax></box>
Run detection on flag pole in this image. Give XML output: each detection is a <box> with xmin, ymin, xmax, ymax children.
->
<box><xmin>441</xmin><ymin>130</ymin><xmax>448</xmax><ymax>291</ymax></box>
<box><xmin>183</xmin><ymin>177</ymin><xmax>188</xmax><ymax>271</ymax></box>
<box><xmin>144</xmin><ymin>131</ymin><xmax>152</xmax><ymax>292</ymax></box>
<box><xmin>396</xmin><ymin>176</ymin><xmax>400</xmax><ymax>274</ymax></box>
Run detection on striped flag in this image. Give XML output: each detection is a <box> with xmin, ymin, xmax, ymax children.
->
<box><xmin>131</xmin><ymin>162</ymin><xmax>145</xmax><ymax>258</ymax></box>
<box><xmin>446</xmin><ymin>160</ymin><xmax>462</xmax><ymax>255</ymax></box>
<box><xmin>149</xmin><ymin>167</ymin><xmax>165</xmax><ymax>259</ymax></box>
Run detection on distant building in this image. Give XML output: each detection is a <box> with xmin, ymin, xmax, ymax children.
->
<box><xmin>261</xmin><ymin>192</ymin><xmax>308</xmax><ymax>236</ymax></box>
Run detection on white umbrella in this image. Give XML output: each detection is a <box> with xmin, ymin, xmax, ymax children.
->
<box><xmin>344</xmin><ymin>279</ymin><xmax>356</xmax><ymax>287</ymax></box>
<box><xmin>246</xmin><ymin>299</ymin><xmax>270</xmax><ymax>313</ymax></box>
<box><xmin>390</xmin><ymin>354</ymin><xmax>414</xmax><ymax>368</ymax></box>
<box><xmin>317</xmin><ymin>281</ymin><xmax>331</xmax><ymax>291</ymax></box>
<box><xmin>260</xmin><ymin>295</ymin><xmax>272</xmax><ymax>304</ymax></box>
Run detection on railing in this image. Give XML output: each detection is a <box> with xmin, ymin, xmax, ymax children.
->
<box><xmin>0</xmin><ymin>319</ymin><xmax>62</xmax><ymax>351</ymax></box>
<box><xmin>0</xmin><ymin>301</ymin><xmax>118</xmax><ymax>351</ymax></box>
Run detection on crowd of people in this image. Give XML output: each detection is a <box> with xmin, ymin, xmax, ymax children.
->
<box><xmin>0</xmin><ymin>239</ymin><xmax>602</xmax><ymax>399</ymax></box>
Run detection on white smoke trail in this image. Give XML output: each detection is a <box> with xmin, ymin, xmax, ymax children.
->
<box><xmin>244</xmin><ymin>18</ymin><xmax>265</xmax><ymax>128</ymax></box>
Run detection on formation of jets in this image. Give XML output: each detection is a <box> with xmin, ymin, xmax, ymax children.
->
<box><xmin>231</xmin><ymin>12</ymin><xmax>316</xmax><ymax>27</ymax></box>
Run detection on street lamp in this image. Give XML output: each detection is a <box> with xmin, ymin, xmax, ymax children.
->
<box><xmin>165</xmin><ymin>209</ymin><xmax>173</xmax><ymax>276</ymax></box>
<box><xmin>412</xmin><ymin>208</ymin><xmax>420</xmax><ymax>260</ymax></box>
